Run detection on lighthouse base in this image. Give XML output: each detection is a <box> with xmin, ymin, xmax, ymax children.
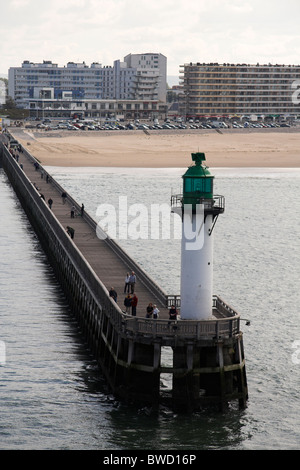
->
<box><xmin>169</xmin><ymin>333</ymin><xmax>248</xmax><ymax>413</ymax></box>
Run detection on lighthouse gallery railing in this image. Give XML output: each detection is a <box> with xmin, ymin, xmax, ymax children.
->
<box><xmin>171</xmin><ymin>194</ymin><xmax>225</xmax><ymax>213</ymax></box>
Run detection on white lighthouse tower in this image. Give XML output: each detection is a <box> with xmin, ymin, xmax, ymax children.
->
<box><xmin>172</xmin><ymin>152</ymin><xmax>224</xmax><ymax>320</ymax></box>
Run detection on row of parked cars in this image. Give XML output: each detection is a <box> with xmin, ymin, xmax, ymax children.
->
<box><xmin>36</xmin><ymin>120</ymin><xmax>229</xmax><ymax>131</ymax></box>
<box><xmin>32</xmin><ymin>119</ymin><xmax>294</xmax><ymax>132</ymax></box>
<box><xmin>35</xmin><ymin>120</ymin><xmax>197</xmax><ymax>131</ymax></box>
<box><xmin>234</xmin><ymin>121</ymin><xmax>291</xmax><ymax>128</ymax></box>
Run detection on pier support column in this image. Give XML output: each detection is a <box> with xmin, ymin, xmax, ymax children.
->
<box><xmin>236</xmin><ymin>336</ymin><xmax>248</xmax><ymax>409</ymax></box>
<box><xmin>118</xmin><ymin>341</ymin><xmax>161</xmax><ymax>405</ymax></box>
<box><xmin>172</xmin><ymin>344</ymin><xmax>200</xmax><ymax>412</ymax></box>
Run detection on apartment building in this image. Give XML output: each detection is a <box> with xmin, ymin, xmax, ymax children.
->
<box><xmin>179</xmin><ymin>62</ymin><xmax>300</xmax><ymax>118</ymax></box>
<box><xmin>8</xmin><ymin>53</ymin><xmax>167</xmax><ymax>109</ymax></box>
<box><xmin>124</xmin><ymin>53</ymin><xmax>167</xmax><ymax>102</ymax></box>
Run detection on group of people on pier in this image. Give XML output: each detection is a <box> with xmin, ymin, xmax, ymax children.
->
<box><xmin>123</xmin><ymin>271</ymin><xmax>139</xmax><ymax>315</ymax></box>
<box><xmin>145</xmin><ymin>302</ymin><xmax>160</xmax><ymax>319</ymax></box>
<box><xmin>109</xmin><ymin>270</ymin><xmax>179</xmax><ymax>321</ymax></box>
<box><xmin>109</xmin><ymin>271</ymin><xmax>139</xmax><ymax>316</ymax></box>
<box><xmin>123</xmin><ymin>292</ymin><xmax>138</xmax><ymax>316</ymax></box>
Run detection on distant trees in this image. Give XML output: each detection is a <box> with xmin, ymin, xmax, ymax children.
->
<box><xmin>167</xmin><ymin>90</ymin><xmax>178</xmax><ymax>103</ymax></box>
<box><xmin>0</xmin><ymin>77</ymin><xmax>8</xmax><ymax>89</ymax></box>
<box><xmin>5</xmin><ymin>95</ymin><xmax>16</xmax><ymax>109</ymax></box>
<box><xmin>0</xmin><ymin>79</ymin><xmax>29</xmax><ymax>119</ymax></box>
<box><xmin>0</xmin><ymin>78</ymin><xmax>7</xmax><ymax>108</ymax></box>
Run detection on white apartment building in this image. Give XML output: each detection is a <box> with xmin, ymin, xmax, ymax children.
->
<box><xmin>124</xmin><ymin>53</ymin><xmax>167</xmax><ymax>102</ymax></box>
<box><xmin>8</xmin><ymin>53</ymin><xmax>167</xmax><ymax>109</ymax></box>
<box><xmin>179</xmin><ymin>62</ymin><xmax>300</xmax><ymax>119</ymax></box>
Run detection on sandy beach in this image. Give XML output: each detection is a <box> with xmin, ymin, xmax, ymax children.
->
<box><xmin>13</xmin><ymin>128</ymin><xmax>300</xmax><ymax>168</ymax></box>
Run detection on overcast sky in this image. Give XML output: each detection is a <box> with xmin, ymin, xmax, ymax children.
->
<box><xmin>1</xmin><ymin>0</ymin><xmax>300</xmax><ymax>83</ymax></box>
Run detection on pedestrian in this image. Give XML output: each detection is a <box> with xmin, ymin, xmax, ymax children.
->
<box><xmin>81</xmin><ymin>203</ymin><xmax>85</xmax><ymax>217</ymax></box>
<box><xmin>61</xmin><ymin>192</ymin><xmax>67</xmax><ymax>204</ymax></box>
<box><xmin>146</xmin><ymin>302</ymin><xmax>153</xmax><ymax>318</ymax></box>
<box><xmin>124</xmin><ymin>272</ymin><xmax>130</xmax><ymax>293</ymax></box>
<box><xmin>169</xmin><ymin>305</ymin><xmax>178</xmax><ymax>321</ymax></box>
<box><xmin>66</xmin><ymin>226</ymin><xmax>75</xmax><ymax>239</ymax></box>
<box><xmin>131</xmin><ymin>294</ymin><xmax>138</xmax><ymax>316</ymax></box>
<box><xmin>124</xmin><ymin>294</ymin><xmax>132</xmax><ymax>314</ymax></box>
<box><xmin>40</xmin><ymin>193</ymin><xmax>45</xmax><ymax>200</ymax></box>
<box><xmin>48</xmin><ymin>198</ymin><xmax>53</xmax><ymax>209</ymax></box>
<box><xmin>109</xmin><ymin>287</ymin><xmax>118</xmax><ymax>303</ymax></box>
<box><xmin>71</xmin><ymin>205</ymin><xmax>75</xmax><ymax>218</ymax></box>
<box><xmin>129</xmin><ymin>271</ymin><xmax>136</xmax><ymax>293</ymax></box>
<box><xmin>153</xmin><ymin>304</ymin><xmax>160</xmax><ymax>319</ymax></box>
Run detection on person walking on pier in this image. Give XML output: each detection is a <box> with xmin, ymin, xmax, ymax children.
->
<box><xmin>131</xmin><ymin>294</ymin><xmax>138</xmax><ymax>316</ymax></box>
<box><xmin>153</xmin><ymin>305</ymin><xmax>160</xmax><ymax>319</ymax></box>
<box><xmin>129</xmin><ymin>271</ymin><xmax>136</xmax><ymax>293</ymax></box>
<box><xmin>109</xmin><ymin>287</ymin><xmax>118</xmax><ymax>303</ymax></box>
<box><xmin>146</xmin><ymin>303</ymin><xmax>153</xmax><ymax>318</ymax></box>
<box><xmin>71</xmin><ymin>205</ymin><xmax>75</xmax><ymax>218</ymax></box>
<box><xmin>61</xmin><ymin>192</ymin><xmax>67</xmax><ymax>204</ymax></box>
<box><xmin>169</xmin><ymin>305</ymin><xmax>178</xmax><ymax>321</ymax></box>
<box><xmin>48</xmin><ymin>198</ymin><xmax>53</xmax><ymax>209</ymax></box>
<box><xmin>124</xmin><ymin>294</ymin><xmax>132</xmax><ymax>313</ymax></box>
<box><xmin>124</xmin><ymin>272</ymin><xmax>130</xmax><ymax>293</ymax></box>
<box><xmin>66</xmin><ymin>226</ymin><xmax>75</xmax><ymax>239</ymax></box>
<box><xmin>81</xmin><ymin>204</ymin><xmax>85</xmax><ymax>217</ymax></box>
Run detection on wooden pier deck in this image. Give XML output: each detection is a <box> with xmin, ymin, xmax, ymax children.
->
<box><xmin>5</xmin><ymin>135</ymin><xmax>171</xmax><ymax>320</ymax></box>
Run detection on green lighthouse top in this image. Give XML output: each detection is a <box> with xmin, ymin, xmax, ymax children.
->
<box><xmin>182</xmin><ymin>152</ymin><xmax>214</xmax><ymax>204</ymax></box>
<box><xmin>186</xmin><ymin>152</ymin><xmax>213</xmax><ymax>177</ymax></box>
<box><xmin>192</xmin><ymin>152</ymin><xmax>206</xmax><ymax>166</ymax></box>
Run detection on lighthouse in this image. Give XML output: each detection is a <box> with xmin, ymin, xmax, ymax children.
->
<box><xmin>172</xmin><ymin>152</ymin><xmax>225</xmax><ymax>320</ymax></box>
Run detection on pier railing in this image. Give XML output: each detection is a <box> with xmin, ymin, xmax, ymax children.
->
<box><xmin>120</xmin><ymin>307</ymin><xmax>240</xmax><ymax>340</ymax></box>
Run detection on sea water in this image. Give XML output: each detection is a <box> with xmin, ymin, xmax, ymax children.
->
<box><xmin>0</xmin><ymin>166</ymin><xmax>299</xmax><ymax>450</ymax></box>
